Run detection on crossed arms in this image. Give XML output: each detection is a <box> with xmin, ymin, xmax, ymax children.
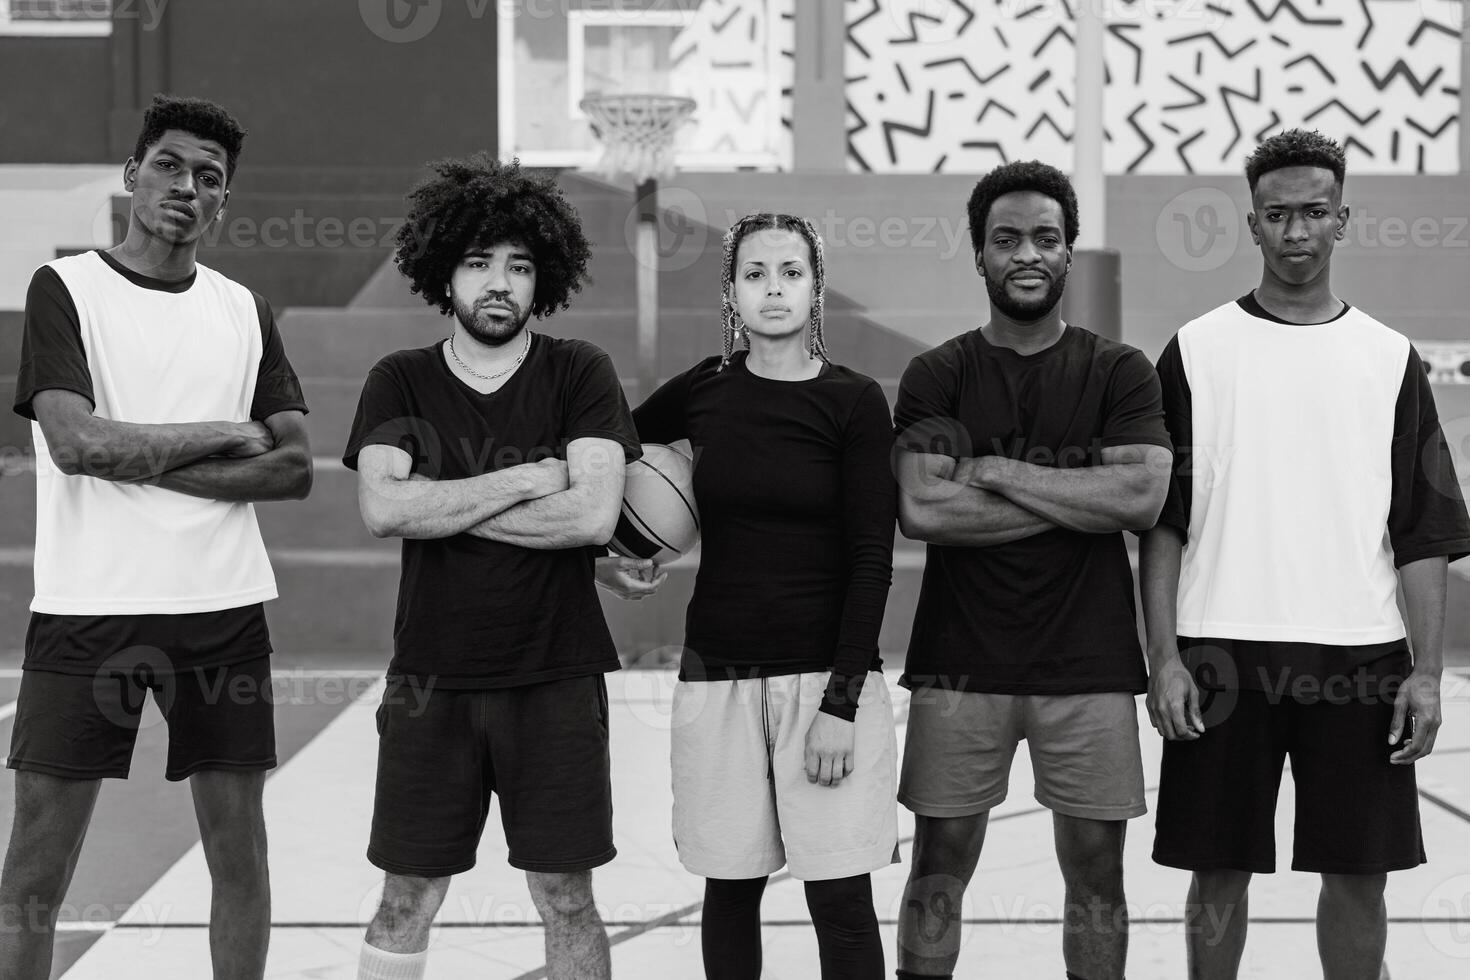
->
<box><xmin>896</xmin><ymin>443</ymin><xmax>1173</xmax><ymax>547</ymax></box>
<box><xmin>30</xmin><ymin>388</ymin><xmax>312</xmax><ymax>501</ymax></box>
<box><xmin>355</xmin><ymin>437</ymin><xmax>625</xmax><ymax>549</ymax></box>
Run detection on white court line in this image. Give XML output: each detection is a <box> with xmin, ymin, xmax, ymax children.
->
<box><xmin>54</xmin><ymin>922</ymin><xmax>112</xmax><ymax>934</ymax></box>
<box><xmin>0</xmin><ymin>700</ymin><xmax>14</xmax><ymax>722</ymax></box>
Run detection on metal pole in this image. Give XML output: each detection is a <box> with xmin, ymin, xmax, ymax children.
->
<box><xmin>1074</xmin><ymin>1</ymin><xmax>1106</xmax><ymax>248</ymax></box>
<box><xmin>1060</xmin><ymin>2</ymin><xmax>1123</xmax><ymax>342</ymax></box>
<box><xmin>1461</xmin><ymin>0</ymin><xmax>1469</xmax><ymax>174</ymax></box>
<box><xmin>635</xmin><ymin>176</ymin><xmax>659</xmax><ymax>404</ymax></box>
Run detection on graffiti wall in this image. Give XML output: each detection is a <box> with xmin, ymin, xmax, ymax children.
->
<box><xmin>846</xmin><ymin>0</ymin><xmax>1463</xmax><ymax>174</ymax></box>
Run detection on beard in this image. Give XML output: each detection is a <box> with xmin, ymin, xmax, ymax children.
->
<box><xmin>451</xmin><ymin>294</ymin><xmax>530</xmax><ymax>347</ymax></box>
<box><xmin>984</xmin><ymin>266</ymin><xmax>1069</xmax><ymax>322</ymax></box>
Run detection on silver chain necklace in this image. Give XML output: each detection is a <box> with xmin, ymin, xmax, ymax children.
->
<box><xmin>449</xmin><ymin>329</ymin><xmax>531</xmax><ymax>383</ymax></box>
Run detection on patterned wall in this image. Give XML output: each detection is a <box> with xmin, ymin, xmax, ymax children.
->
<box><xmin>670</xmin><ymin>0</ymin><xmax>795</xmax><ymax>162</ymax></box>
<box><xmin>846</xmin><ymin>0</ymin><xmax>1463</xmax><ymax>174</ymax></box>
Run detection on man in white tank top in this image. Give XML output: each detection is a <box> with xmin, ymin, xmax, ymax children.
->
<box><xmin>1143</xmin><ymin>130</ymin><xmax>1470</xmax><ymax>980</ymax></box>
<box><xmin>0</xmin><ymin>95</ymin><xmax>312</xmax><ymax>980</ymax></box>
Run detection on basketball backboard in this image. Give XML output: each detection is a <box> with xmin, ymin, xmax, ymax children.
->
<box><xmin>497</xmin><ymin>0</ymin><xmax>793</xmax><ymax>172</ymax></box>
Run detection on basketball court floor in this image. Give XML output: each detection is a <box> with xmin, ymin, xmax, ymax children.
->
<box><xmin>3</xmin><ymin>662</ymin><xmax>1468</xmax><ymax>979</ymax></box>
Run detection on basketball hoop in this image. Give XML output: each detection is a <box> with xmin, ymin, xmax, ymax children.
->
<box><xmin>579</xmin><ymin>93</ymin><xmax>696</xmax><ymax>185</ymax></box>
<box><xmin>578</xmin><ymin>94</ymin><xmax>696</xmax><ymax>409</ymax></box>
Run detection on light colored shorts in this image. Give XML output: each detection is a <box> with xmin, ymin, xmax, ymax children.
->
<box><xmin>671</xmin><ymin>670</ymin><xmax>900</xmax><ymax>881</ymax></box>
<box><xmin>899</xmin><ymin>690</ymin><xmax>1146</xmax><ymax>821</ymax></box>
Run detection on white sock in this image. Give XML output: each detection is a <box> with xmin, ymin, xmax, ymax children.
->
<box><xmin>357</xmin><ymin>942</ymin><xmax>428</xmax><ymax>980</ymax></box>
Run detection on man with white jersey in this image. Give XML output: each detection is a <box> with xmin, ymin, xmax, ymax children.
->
<box><xmin>0</xmin><ymin>94</ymin><xmax>311</xmax><ymax>980</ymax></box>
<box><xmin>1143</xmin><ymin>129</ymin><xmax>1470</xmax><ymax>980</ymax></box>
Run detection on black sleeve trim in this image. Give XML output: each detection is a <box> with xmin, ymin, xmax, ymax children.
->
<box><xmin>1154</xmin><ymin>336</ymin><xmax>1193</xmax><ymax>537</ymax></box>
<box><xmin>250</xmin><ymin>293</ymin><xmax>310</xmax><ymax>421</ymax></box>
<box><xmin>14</xmin><ymin>267</ymin><xmax>94</xmax><ymax>422</ymax></box>
<box><xmin>1388</xmin><ymin>346</ymin><xmax>1470</xmax><ymax>566</ymax></box>
<box><xmin>819</xmin><ymin>671</ymin><xmax>865</xmax><ymax>722</ymax></box>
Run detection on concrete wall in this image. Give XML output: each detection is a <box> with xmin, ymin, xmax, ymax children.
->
<box><xmin>665</xmin><ymin>172</ymin><xmax>1470</xmax><ymax>362</ymax></box>
<box><xmin>162</xmin><ymin>0</ymin><xmax>498</xmax><ymax>171</ymax></box>
<box><xmin>0</xmin><ymin>1</ymin><xmax>499</xmax><ymax>173</ymax></box>
<box><xmin>0</xmin><ymin>38</ymin><xmax>111</xmax><ymax>162</ymax></box>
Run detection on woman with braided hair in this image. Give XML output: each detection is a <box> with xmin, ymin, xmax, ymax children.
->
<box><xmin>598</xmin><ymin>213</ymin><xmax>899</xmax><ymax>978</ymax></box>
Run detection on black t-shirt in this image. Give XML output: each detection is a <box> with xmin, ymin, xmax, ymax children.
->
<box><xmin>342</xmin><ymin>334</ymin><xmax>641</xmax><ymax>688</ymax></box>
<box><xmin>632</xmin><ymin>352</ymin><xmax>897</xmax><ymax>720</ymax></box>
<box><xmin>893</xmin><ymin>324</ymin><xmax>1171</xmax><ymax>694</ymax></box>
<box><xmin>1158</xmin><ymin>293</ymin><xmax>1470</xmax><ymax>695</ymax></box>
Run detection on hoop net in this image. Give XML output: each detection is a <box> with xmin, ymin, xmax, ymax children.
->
<box><xmin>579</xmin><ymin>93</ymin><xmax>696</xmax><ymax>185</ymax></box>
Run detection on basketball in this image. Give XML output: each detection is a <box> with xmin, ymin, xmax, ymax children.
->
<box><xmin>609</xmin><ymin>444</ymin><xmax>700</xmax><ymax>563</ymax></box>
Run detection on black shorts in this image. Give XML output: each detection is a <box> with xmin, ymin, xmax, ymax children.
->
<box><xmin>368</xmin><ymin>673</ymin><xmax>615</xmax><ymax>877</ymax></box>
<box><xmin>7</xmin><ymin>656</ymin><xmax>277</xmax><ymax>782</ymax></box>
<box><xmin>24</xmin><ymin>604</ymin><xmax>272</xmax><ymax>674</ymax></box>
<box><xmin>1153</xmin><ymin>683</ymin><xmax>1424</xmax><ymax>875</ymax></box>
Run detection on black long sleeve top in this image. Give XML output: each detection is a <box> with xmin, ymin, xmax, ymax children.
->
<box><xmin>632</xmin><ymin>352</ymin><xmax>897</xmax><ymax>720</ymax></box>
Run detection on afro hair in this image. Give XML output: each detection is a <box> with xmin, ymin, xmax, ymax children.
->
<box><xmin>1245</xmin><ymin>129</ymin><xmax>1346</xmax><ymax>194</ymax></box>
<box><xmin>132</xmin><ymin>94</ymin><xmax>246</xmax><ymax>182</ymax></box>
<box><xmin>966</xmin><ymin>160</ymin><xmax>1080</xmax><ymax>255</ymax></box>
<box><xmin>394</xmin><ymin>155</ymin><xmax>592</xmax><ymax>318</ymax></box>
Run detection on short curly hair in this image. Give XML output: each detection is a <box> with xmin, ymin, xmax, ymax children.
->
<box><xmin>1245</xmin><ymin>128</ymin><xmax>1346</xmax><ymax>194</ymax></box>
<box><xmin>133</xmin><ymin>94</ymin><xmax>247</xmax><ymax>182</ymax></box>
<box><xmin>394</xmin><ymin>155</ymin><xmax>591</xmax><ymax>318</ymax></box>
<box><xmin>967</xmin><ymin>160</ymin><xmax>1079</xmax><ymax>255</ymax></box>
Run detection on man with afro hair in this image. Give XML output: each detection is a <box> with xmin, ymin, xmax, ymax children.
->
<box><xmin>892</xmin><ymin>160</ymin><xmax>1173</xmax><ymax>980</ymax></box>
<box><xmin>1144</xmin><ymin>130</ymin><xmax>1470</xmax><ymax>979</ymax></box>
<box><xmin>343</xmin><ymin>155</ymin><xmax>641</xmax><ymax>980</ymax></box>
<box><xmin>0</xmin><ymin>94</ymin><xmax>312</xmax><ymax>979</ymax></box>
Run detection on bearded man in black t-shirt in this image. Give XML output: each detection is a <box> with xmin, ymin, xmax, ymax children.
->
<box><xmin>891</xmin><ymin>162</ymin><xmax>1173</xmax><ymax>980</ymax></box>
<box><xmin>342</xmin><ymin>156</ymin><xmax>640</xmax><ymax>980</ymax></box>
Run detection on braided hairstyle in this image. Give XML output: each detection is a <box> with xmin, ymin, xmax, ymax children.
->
<box><xmin>718</xmin><ymin>212</ymin><xmax>830</xmax><ymax>370</ymax></box>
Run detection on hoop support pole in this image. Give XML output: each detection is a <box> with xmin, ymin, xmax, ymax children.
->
<box><xmin>635</xmin><ymin>177</ymin><xmax>660</xmax><ymax>404</ymax></box>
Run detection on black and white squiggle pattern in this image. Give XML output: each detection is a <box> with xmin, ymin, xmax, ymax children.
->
<box><xmin>846</xmin><ymin>0</ymin><xmax>1462</xmax><ymax>173</ymax></box>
